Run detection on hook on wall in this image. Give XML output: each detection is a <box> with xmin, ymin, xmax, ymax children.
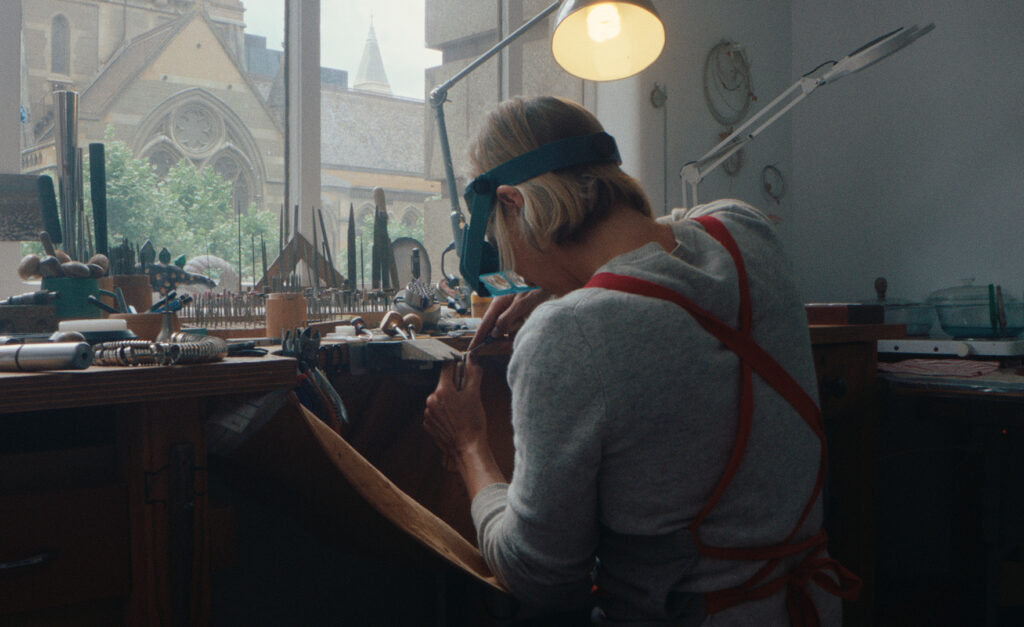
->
<box><xmin>650</xmin><ymin>83</ymin><xmax>668</xmax><ymax>108</ymax></box>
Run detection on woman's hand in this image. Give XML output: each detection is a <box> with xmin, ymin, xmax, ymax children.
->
<box><xmin>424</xmin><ymin>358</ymin><xmax>487</xmax><ymax>457</ymax></box>
<box><xmin>424</xmin><ymin>357</ymin><xmax>506</xmax><ymax>497</ymax></box>
<box><xmin>469</xmin><ymin>289</ymin><xmax>552</xmax><ymax>350</ymax></box>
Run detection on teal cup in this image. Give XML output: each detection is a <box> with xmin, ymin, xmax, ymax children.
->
<box><xmin>41</xmin><ymin>277</ymin><xmax>101</xmax><ymax>320</ymax></box>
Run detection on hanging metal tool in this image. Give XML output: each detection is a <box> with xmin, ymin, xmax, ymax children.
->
<box><xmin>277</xmin><ymin>326</ymin><xmax>348</xmax><ymax>430</ymax></box>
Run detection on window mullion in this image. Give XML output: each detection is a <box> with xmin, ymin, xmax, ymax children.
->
<box><xmin>286</xmin><ymin>0</ymin><xmax>321</xmax><ymax>242</ymax></box>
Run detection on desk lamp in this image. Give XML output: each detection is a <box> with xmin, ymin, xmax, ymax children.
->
<box><xmin>430</xmin><ymin>0</ymin><xmax>664</xmax><ymax>297</ymax></box>
<box><xmin>680</xmin><ymin>23</ymin><xmax>934</xmax><ymax>209</ymax></box>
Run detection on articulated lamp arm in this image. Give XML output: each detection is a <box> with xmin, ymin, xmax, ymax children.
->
<box><xmin>680</xmin><ymin>23</ymin><xmax>934</xmax><ymax>209</ymax></box>
<box><xmin>429</xmin><ymin>1</ymin><xmax>562</xmax><ymax>258</ymax></box>
<box><xmin>681</xmin><ymin>76</ymin><xmax>821</xmax><ymax>209</ymax></box>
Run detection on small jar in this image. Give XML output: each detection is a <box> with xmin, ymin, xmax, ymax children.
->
<box><xmin>471</xmin><ymin>292</ymin><xmax>492</xmax><ymax>318</ymax></box>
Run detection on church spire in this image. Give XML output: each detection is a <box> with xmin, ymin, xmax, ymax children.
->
<box><xmin>353</xmin><ymin>17</ymin><xmax>391</xmax><ymax>95</ymax></box>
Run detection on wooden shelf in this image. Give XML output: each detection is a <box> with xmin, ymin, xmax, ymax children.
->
<box><xmin>0</xmin><ymin>354</ymin><xmax>297</xmax><ymax>414</ymax></box>
<box><xmin>809</xmin><ymin>323</ymin><xmax>905</xmax><ymax>345</ymax></box>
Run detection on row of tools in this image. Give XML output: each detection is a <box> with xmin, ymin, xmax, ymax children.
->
<box><xmin>0</xmin><ymin>329</ymin><xmax>231</xmax><ymax>371</ymax></box>
<box><xmin>177</xmin><ymin>288</ymin><xmax>399</xmax><ymax>329</ymax></box>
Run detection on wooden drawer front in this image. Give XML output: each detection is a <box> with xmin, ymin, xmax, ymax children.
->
<box><xmin>813</xmin><ymin>342</ymin><xmax>875</xmax><ymax>419</ymax></box>
<box><xmin>0</xmin><ymin>485</ymin><xmax>130</xmax><ymax>615</ymax></box>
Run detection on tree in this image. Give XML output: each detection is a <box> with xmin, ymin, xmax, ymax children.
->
<box><xmin>82</xmin><ymin>132</ymin><xmax>278</xmax><ymax>287</ymax></box>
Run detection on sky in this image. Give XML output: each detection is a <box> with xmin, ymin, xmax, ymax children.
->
<box><xmin>241</xmin><ymin>1</ymin><xmax>443</xmax><ymax>100</ymax></box>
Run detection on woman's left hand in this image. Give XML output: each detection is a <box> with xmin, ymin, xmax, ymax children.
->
<box><xmin>424</xmin><ymin>357</ymin><xmax>488</xmax><ymax>466</ymax></box>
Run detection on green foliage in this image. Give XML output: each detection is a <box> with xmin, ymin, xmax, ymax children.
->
<box><xmin>82</xmin><ymin>133</ymin><xmax>279</xmax><ymax>286</ymax></box>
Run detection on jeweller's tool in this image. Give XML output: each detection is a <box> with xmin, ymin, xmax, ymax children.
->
<box><xmin>87</xmin><ymin>294</ymin><xmax>119</xmax><ymax>314</ymax></box>
<box><xmin>0</xmin><ymin>341</ymin><xmax>93</xmax><ymax>371</ymax></box>
<box><xmin>381</xmin><ymin>311</ymin><xmax>409</xmax><ymax>340</ymax></box>
<box><xmin>402</xmin><ymin>313</ymin><xmax>422</xmax><ymax>340</ymax></box>
<box><xmin>453</xmin><ymin>335</ymin><xmax>500</xmax><ymax>390</ymax></box>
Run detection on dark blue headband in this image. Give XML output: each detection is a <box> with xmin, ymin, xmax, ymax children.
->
<box><xmin>459</xmin><ymin>131</ymin><xmax>621</xmax><ymax>295</ymax></box>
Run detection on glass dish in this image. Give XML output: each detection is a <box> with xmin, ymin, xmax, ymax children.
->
<box><xmin>926</xmin><ymin>281</ymin><xmax>1024</xmax><ymax>338</ymax></box>
<box><xmin>883</xmin><ymin>303</ymin><xmax>935</xmax><ymax>336</ymax></box>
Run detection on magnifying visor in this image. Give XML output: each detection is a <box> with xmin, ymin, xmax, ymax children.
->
<box><xmin>459</xmin><ymin>131</ymin><xmax>621</xmax><ymax>296</ymax></box>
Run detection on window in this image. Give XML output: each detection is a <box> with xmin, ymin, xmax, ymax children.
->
<box><xmin>401</xmin><ymin>207</ymin><xmax>422</xmax><ymax>229</ymax></box>
<box><xmin>20</xmin><ymin>0</ymin><xmax>285</xmax><ymax>287</ymax></box>
<box><xmin>50</xmin><ymin>15</ymin><xmax>69</xmax><ymax>75</ymax></box>
<box><xmin>316</xmin><ymin>1</ymin><xmax>440</xmax><ymax>288</ymax></box>
<box><xmin>15</xmin><ymin>0</ymin><xmax>579</xmax><ymax>290</ymax></box>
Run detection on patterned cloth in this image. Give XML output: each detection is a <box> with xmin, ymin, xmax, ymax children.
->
<box><xmin>877</xmin><ymin>358</ymin><xmax>1001</xmax><ymax>377</ymax></box>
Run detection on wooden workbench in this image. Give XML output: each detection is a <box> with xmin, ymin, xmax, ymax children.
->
<box><xmin>0</xmin><ymin>354</ymin><xmax>297</xmax><ymax>627</ymax></box>
<box><xmin>809</xmin><ymin>323</ymin><xmax>904</xmax><ymax>626</ymax></box>
<box><xmin>0</xmin><ymin>323</ymin><xmax>906</xmax><ymax>626</ymax></box>
<box><xmin>879</xmin><ymin>366</ymin><xmax>1024</xmax><ymax>625</ymax></box>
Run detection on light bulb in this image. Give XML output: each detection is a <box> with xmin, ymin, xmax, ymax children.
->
<box><xmin>586</xmin><ymin>3</ymin><xmax>621</xmax><ymax>43</ymax></box>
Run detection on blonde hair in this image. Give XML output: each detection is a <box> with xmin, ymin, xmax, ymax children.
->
<box><xmin>468</xmin><ymin>96</ymin><xmax>652</xmax><ymax>269</ymax></box>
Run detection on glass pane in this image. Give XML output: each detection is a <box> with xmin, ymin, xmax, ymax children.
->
<box><xmin>20</xmin><ymin>0</ymin><xmax>285</xmax><ymax>289</ymax></box>
<box><xmin>316</xmin><ymin>1</ymin><xmax>441</xmax><ymax>290</ymax></box>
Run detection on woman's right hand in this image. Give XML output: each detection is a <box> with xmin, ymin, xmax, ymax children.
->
<box><xmin>469</xmin><ymin>289</ymin><xmax>551</xmax><ymax>350</ymax></box>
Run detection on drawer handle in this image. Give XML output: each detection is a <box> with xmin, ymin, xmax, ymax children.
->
<box><xmin>820</xmin><ymin>376</ymin><xmax>847</xmax><ymax>399</ymax></box>
<box><xmin>0</xmin><ymin>550</ymin><xmax>56</xmax><ymax>572</ymax></box>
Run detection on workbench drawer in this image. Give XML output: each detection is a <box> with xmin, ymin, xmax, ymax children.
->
<box><xmin>0</xmin><ymin>484</ymin><xmax>131</xmax><ymax>615</ymax></box>
<box><xmin>813</xmin><ymin>342</ymin><xmax>875</xmax><ymax>419</ymax></box>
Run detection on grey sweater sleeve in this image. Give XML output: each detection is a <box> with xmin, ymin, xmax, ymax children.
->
<box><xmin>471</xmin><ymin>302</ymin><xmax>603</xmax><ymax>608</ymax></box>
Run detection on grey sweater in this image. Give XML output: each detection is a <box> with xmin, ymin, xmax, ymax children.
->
<box><xmin>471</xmin><ymin>200</ymin><xmax>841</xmax><ymax>625</ymax></box>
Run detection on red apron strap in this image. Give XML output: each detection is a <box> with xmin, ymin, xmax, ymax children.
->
<box><xmin>692</xmin><ymin>216</ymin><xmax>755</xmax><ymax>539</ymax></box>
<box><xmin>585</xmin><ymin>271</ymin><xmax>828</xmax><ymax>561</ymax></box>
<box><xmin>693</xmin><ymin>215</ymin><xmax>751</xmax><ymax>333</ymax></box>
<box><xmin>585</xmin><ymin>272</ymin><xmax>822</xmax><ymax>433</ymax></box>
<box><xmin>583</xmin><ymin>214</ymin><xmax>860</xmax><ymax>623</ymax></box>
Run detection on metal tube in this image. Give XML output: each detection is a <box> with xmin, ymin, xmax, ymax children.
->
<box><xmin>54</xmin><ymin>90</ymin><xmax>80</xmax><ymax>260</ymax></box>
<box><xmin>0</xmin><ymin>342</ymin><xmax>93</xmax><ymax>371</ymax></box>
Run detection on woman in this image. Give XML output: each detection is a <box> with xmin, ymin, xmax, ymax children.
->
<box><xmin>423</xmin><ymin>96</ymin><xmax>859</xmax><ymax>625</ymax></box>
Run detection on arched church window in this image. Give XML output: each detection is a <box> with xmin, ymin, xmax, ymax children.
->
<box><xmin>148</xmin><ymin>145</ymin><xmax>183</xmax><ymax>178</ymax></box>
<box><xmin>401</xmin><ymin>207</ymin><xmax>421</xmax><ymax>228</ymax></box>
<box><xmin>51</xmin><ymin>15</ymin><xmax>70</xmax><ymax>75</ymax></box>
<box><xmin>173</xmin><ymin>103</ymin><xmax>222</xmax><ymax>156</ymax></box>
<box><xmin>212</xmin><ymin>151</ymin><xmax>253</xmax><ymax>216</ymax></box>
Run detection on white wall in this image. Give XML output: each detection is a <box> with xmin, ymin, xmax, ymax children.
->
<box><xmin>7</xmin><ymin>1</ymin><xmax>1019</xmax><ymax>306</ymax></box>
<box><xmin>0</xmin><ymin>2</ymin><xmax>24</xmax><ymax>299</ymax></box>
<box><xmin>786</xmin><ymin>0</ymin><xmax>1024</xmax><ymax>302</ymax></box>
<box><xmin>602</xmin><ymin>1</ymin><xmax>1024</xmax><ymax>306</ymax></box>
<box><xmin>597</xmin><ymin>0</ymin><xmax>793</xmax><ymax>217</ymax></box>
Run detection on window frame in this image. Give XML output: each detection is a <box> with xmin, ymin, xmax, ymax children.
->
<box><xmin>50</xmin><ymin>13</ymin><xmax>70</xmax><ymax>75</ymax></box>
<box><xmin>285</xmin><ymin>1</ymin><xmax>321</xmax><ymax>243</ymax></box>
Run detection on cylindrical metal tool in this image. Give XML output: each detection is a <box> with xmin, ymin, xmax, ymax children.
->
<box><xmin>54</xmin><ymin>90</ymin><xmax>80</xmax><ymax>260</ymax></box>
<box><xmin>37</xmin><ymin>175</ymin><xmax>61</xmax><ymax>244</ymax></box>
<box><xmin>4</xmin><ymin>291</ymin><xmax>59</xmax><ymax>306</ymax></box>
<box><xmin>0</xmin><ymin>342</ymin><xmax>93</xmax><ymax>371</ymax></box>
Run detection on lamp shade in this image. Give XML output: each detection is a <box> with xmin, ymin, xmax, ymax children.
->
<box><xmin>551</xmin><ymin>0</ymin><xmax>665</xmax><ymax>81</ymax></box>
